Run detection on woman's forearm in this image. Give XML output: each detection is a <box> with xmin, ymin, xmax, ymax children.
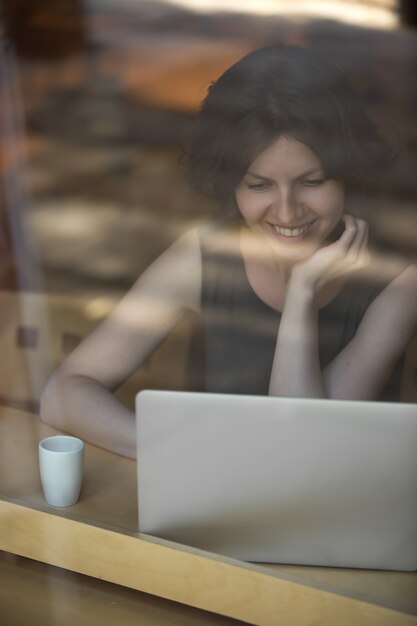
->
<box><xmin>40</xmin><ymin>372</ymin><xmax>136</xmax><ymax>459</ymax></box>
<box><xmin>268</xmin><ymin>278</ymin><xmax>326</xmax><ymax>398</ymax></box>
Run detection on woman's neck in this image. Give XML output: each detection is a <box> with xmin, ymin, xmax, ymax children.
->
<box><xmin>239</xmin><ymin>226</ymin><xmax>345</xmax><ymax>311</ymax></box>
<box><xmin>239</xmin><ymin>227</ymin><xmax>290</xmax><ymax>312</ymax></box>
<box><xmin>240</xmin><ymin>227</ymin><xmax>295</xmax><ymax>281</ymax></box>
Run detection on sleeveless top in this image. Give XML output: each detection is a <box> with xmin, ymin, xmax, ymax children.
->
<box><xmin>196</xmin><ymin>222</ymin><xmax>405</xmax><ymax>401</ymax></box>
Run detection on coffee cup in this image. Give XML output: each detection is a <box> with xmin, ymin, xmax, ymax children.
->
<box><xmin>39</xmin><ymin>435</ymin><xmax>84</xmax><ymax>507</ymax></box>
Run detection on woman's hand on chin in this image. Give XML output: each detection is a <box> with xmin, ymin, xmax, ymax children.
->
<box><xmin>290</xmin><ymin>214</ymin><xmax>370</xmax><ymax>294</ymax></box>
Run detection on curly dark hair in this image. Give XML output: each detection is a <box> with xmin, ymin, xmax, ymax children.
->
<box><xmin>185</xmin><ymin>45</ymin><xmax>396</xmax><ymax>217</ymax></box>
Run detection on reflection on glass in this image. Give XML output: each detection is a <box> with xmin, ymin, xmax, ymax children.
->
<box><xmin>0</xmin><ymin>0</ymin><xmax>416</xmax><ymax>551</ymax></box>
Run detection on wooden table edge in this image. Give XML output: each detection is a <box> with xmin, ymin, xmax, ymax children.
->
<box><xmin>1</xmin><ymin>498</ymin><xmax>416</xmax><ymax>626</ymax></box>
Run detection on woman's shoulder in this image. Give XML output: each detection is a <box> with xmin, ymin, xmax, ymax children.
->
<box><xmin>358</xmin><ymin>254</ymin><xmax>417</xmax><ymax>323</ymax></box>
<box><xmin>134</xmin><ymin>218</ymin><xmax>237</xmax><ymax>289</ymax></box>
<box><xmin>337</xmin><ymin>254</ymin><xmax>416</xmax><ymax>321</ymax></box>
<box><xmin>125</xmin><ymin>226</ymin><xmax>204</xmax><ymax>314</ymax></box>
<box><xmin>138</xmin><ymin>226</ymin><xmax>200</xmax><ymax>274</ymax></box>
<box><xmin>379</xmin><ymin>262</ymin><xmax>417</xmax><ymax>301</ymax></box>
<box><xmin>196</xmin><ymin>217</ymin><xmax>243</xmax><ymax>256</ymax></box>
<box><xmin>364</xmin><ymin>252</ymin><xmax>416</xmax><ymax>292</ymax></box>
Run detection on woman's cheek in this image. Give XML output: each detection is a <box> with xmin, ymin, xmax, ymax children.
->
<box><xmin>325</xmin><ymin>182</ymin><xmax>346</xmax><ymax>213</ymax></box>
<box><xmin>236</xmin><ymin>190</ymin><xmax>269</xmax><ymax>221</ymax></box>
<box><xmin>300</xmin><ymin>186</ymin><xmax>345</xmax><ymax>217</ymax></box>
<box><xmin>298</xmin><ymin>187</ymin><xmax>323</xmax><ymax>208</ymax></box>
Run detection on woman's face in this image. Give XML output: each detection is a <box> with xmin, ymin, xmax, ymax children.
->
<box><xmin>235</xmin><ymin>135</ymin><xmax>345</xmax><ymax>264</ymax></box>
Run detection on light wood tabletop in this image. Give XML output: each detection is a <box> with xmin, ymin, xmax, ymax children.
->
<box><xmin>1</xmin><ymin>406</ymin><xmax>416</xmax><ymax>626</ymax></box>
<box><xmin>0</xmin><ymin>551</ymin><xmax>243</xmax><ymax>626</ymax></box>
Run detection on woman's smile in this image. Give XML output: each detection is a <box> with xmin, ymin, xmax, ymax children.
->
<box><xmin>235</xmin><ymin>136</ymin><xmax>345</xmax><ymax>263</ymax></box>
<box><xmin>267</xmin><ymin>219</ymin><xmax>317</xmax><ymax>241</ymax></box>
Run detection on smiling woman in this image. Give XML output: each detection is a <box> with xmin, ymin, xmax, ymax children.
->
<box><xmin>234</xmin><ymin>136</ymin><xmax>346</xmax><ymax>266</ymax></box>
<box><xmin>186</xmin><ymin>46</ymin><xmax>394</xmax><ymax>215</ymax></box>
<box><xmin>40</xmin><ymin>45</ymin><xmax>417</xmax><ymax>458</ymax></box>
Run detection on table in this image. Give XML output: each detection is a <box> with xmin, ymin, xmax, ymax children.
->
<box><xmin>0</xmin><ymin>551</ymin><xmax>242</xmax><ymax>626</ymax></box>
<box><xmin>1</xmin><ymin>407</ymin><xmax>416</xmax><ymax>626</ymax></box>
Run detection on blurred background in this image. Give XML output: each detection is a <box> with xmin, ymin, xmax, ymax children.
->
<box><xmin>1</xmin><ymin>0</ymin><xmax>417</xmax><ymax>297</ymax></box>
<box><xmin>0</xmin><ymin>0</ymin><xmax>416</xmax><ymax>408</ymax></box>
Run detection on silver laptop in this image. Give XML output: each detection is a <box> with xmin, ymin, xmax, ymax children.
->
<box><xmin>136</xmin><ymin>390</ymin><xmax>417</xmax><ymax>570</ymax></box>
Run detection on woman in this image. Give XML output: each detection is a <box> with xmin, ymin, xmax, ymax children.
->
<box><xmin>40</xmin><ymin>46</ymin><xmax>417</xmax><ymax>458</ymax></box>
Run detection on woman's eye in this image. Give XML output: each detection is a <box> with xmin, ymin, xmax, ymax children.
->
<box><xmin>247</xmin><ymin>182</ymin><xmax>270</xmax><ymax>191</ymax></box>
<box><xmin>303</xmin><ymin>178</ymin><xmax>325</xmax><ymax>187</ymax></box>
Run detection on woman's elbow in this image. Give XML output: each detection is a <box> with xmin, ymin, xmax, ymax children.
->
<box><xmin>39</xmin><ymin>370</ymin><xmax>67</xmax><ymax>430</ymax></box>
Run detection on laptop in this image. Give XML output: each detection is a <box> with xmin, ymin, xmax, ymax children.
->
<box><xmin>136</xmin><ymin>390</ymin><xmax>417</xmax><ymax>570</ymax></box>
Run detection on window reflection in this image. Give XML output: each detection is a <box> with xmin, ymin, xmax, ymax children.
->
<box><xmin>0</xmin><ymin>1</ymin><xmax>416</xmax><ymax>414</ymax></box>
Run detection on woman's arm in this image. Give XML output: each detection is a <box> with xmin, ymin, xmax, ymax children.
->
<box><xmin>323</xmin><ymin>264</ymin><xmax>417</xmax><ymax>400</ymax></box>
<box><xmin>269</xmin><ymin>215</ymin><xmax>370</xmax><ymax>398</ymax></box>
<box><xmin>268</xmin><ymin>277</ymin><xmax>325</xmax><ymax>398</ymax></box>
<box><xmin>40</xmin><ymin>228</ymin><xmax>202</xmax><ymax>458</ymax></box>
<box><xmin>269</xmin><ymin>210</ymin><xmax>417</xmax><ymax>399</ymax></box>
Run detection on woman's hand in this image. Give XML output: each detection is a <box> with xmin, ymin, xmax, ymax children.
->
<box><xmin>269</xmin><ymin>214</ymin><xmax>370</xmax><ymax>399</ymax></box>
<box><xmin>290</xmin><ymin>214</ymin><xmax>370</xmax><ymax>294</ymax></box>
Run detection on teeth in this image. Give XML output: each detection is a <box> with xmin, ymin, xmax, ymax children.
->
<box><xmin>273</xmin><ymin>224</ymin><xmax>309</xmax><ymax>237</ymax></box>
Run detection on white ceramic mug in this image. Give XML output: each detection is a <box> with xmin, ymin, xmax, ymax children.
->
<box><xmin>39</xmin><ymin>435</ymin><xmax>85</xmax><ymax>507</ymax></box>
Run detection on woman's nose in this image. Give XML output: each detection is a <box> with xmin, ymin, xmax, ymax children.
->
<box><xmin>271</xmin><ymin>189</ymin><xmax>300</xmax><ymax>224</ymax></box>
